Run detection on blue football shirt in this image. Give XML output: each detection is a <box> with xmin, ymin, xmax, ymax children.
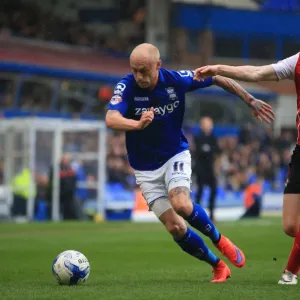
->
<box><xmin>107</xmin><ymin>68</ymin><xmax>213</xmax><ymax>171</ymax></box>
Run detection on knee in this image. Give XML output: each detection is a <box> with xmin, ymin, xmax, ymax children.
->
<box><xmin>165</xmin><ymin>221</ymin><xmax>187</xmax><ymax>238</ymax></box>
<box><xmin>169</xmin><ymin>187</ymin><xmax>193</xmax><ymax>217</ymax></box>
<box><xmin>173</xmin><ymin>202</ymin><xmax>193</xmax><ymax>218</ymax></box>
<box><xmin>283</xmin><ymin>221</ymin><xmax>298</xmax><ymax>237</ymax></box>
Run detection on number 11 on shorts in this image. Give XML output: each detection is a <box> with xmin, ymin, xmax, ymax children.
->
<box><xmin>173</xmin><ymin>161</ymin><xmax>184</xmax><ymax>172</ymax></box>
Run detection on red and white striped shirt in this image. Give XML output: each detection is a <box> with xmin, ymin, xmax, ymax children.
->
<box><xmin>272</xmin><ymin>53</ymin><xmax>300</xmax><ymax>144</ymax></box>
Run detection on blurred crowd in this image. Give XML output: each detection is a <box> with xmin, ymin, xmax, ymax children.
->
<box><xmin>0</xmin><ymin>75</ymin><xmax>113</xmax><ymax>117</ymax></box>
<box><xmin>187</xmin><ymin>123</ymin><xmax>294</xmax><ymax>194</ymax></box>
<box><xmin>0</xmin><ymin>114</ymin><xmax>294</xmax><ymax>222</ymax></box>
<box><xmin>0</xmin><ymin>123</ymin><xmax>295</xmax><ymax>197</ymax></box>
<box><xmin>99</xmin><ymin>124</ymin><xmax>294</xmax><ymax>195</ymax></box>
<box><xmin>106</xmin><ymin>132</ymin><xmax>136</xmax><ymax>191</ymax></box>
<box><xmin>41</xmin><ymin>123</ymin><xmax>295</xmax><ymax>195</ymax></box>
<box><xmin>0</xmin><ymin>120</ymin><xmax>295</xmax><ymax>222</ymax></box>
<box><xmin>105</xmin><ymin>124</ymin><xmax>294</xmax><ymax>194</ymax></box>
<box><xmin>0</xmin><ymin>0</ymin><xmax>145</xmax><ymax>53</ymax></box>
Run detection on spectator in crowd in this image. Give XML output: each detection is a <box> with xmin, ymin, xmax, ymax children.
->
<box><xmin>46</xmin><ymin>153</ymin><xmax>82</xmax><ymax>220</ymax></box>
<box><xmin>10</xmin><ymin>167</ymin><xmax>36</xmax><ymax>218</ymax></box>
<box><xmin>241</xmin><ymin>174</ymin><xmax>263</xmax><ymax>219</ymax></box>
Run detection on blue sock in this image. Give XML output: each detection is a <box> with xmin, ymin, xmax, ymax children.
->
<box><xmin>174</xmin><ymin>227</ymin><xmax>220</xmax><ymax>266</ymax></box>
<box><xmin>185</xmin><ymin>203</ymin><xmax>221</xmax><ymax>243</ymax></box>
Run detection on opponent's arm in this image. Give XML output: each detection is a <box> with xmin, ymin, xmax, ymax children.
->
<box><xmin>212</xmin><ymin>75</ymin><xmax>253</xmax><ymax>103</ymax></box>
<box><xmin>199</xmin><ymin>65</ymin><xmax>278</xmax><ymax>82</ymax></box>
<box><xmin>194</xmin><ymin>53</ymin><xmax>300</xmax><ymax>82</ymax></box>
<box><xmin>212</xmin><ymin>75</ymin><xmax>275</xmax><ymax>124</ymax></box>
<box><xmin>106</xmin><ymin>109</ymin><xmax>154</xmax><ymax>131</ymax></box>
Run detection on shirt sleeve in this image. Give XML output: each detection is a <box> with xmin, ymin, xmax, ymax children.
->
<box><xmin>271</xmin><ymin>53</ymin><xmax>299</xmax><ymax>80</ymax></box>
<box><xmin>107</xmin><ymin>80</ymin><xmax>130</xmax><ymax>116</ymax></box>
<box><xmin>172</xmin><ymin>70</ymin><xmax>213</xmax><ymax>92</ymax></box>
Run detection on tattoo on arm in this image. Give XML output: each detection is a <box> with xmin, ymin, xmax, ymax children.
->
<box><xmin>213</xmin><ymin>75</ymin><xmax>253</xmax><ymax>105</ymax></box>
<box><xmin>169</xmin><ymin>187</ymin><xmax>190</xmax><ymax>199</ymax></box>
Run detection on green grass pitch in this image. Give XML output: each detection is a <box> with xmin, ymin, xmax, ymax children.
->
<box><xmin>0</xmin><ymin>218</ymin><xmax>299</xmax><ymax>300</ymax></box>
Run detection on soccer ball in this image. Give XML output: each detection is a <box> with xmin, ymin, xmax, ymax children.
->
<box><xmin>52</xmin><ymin>250</ymin><xmax>90</xmax><ymax>285</ymax></box>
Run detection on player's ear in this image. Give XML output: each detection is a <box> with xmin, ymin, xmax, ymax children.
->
<box><xmin>157</xmin><ymin>59</ymin><xmax>162</xmax><ymax>69</ymax></box>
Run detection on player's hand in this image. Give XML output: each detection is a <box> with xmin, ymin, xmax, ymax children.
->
<box><xmin>248</xmin><ymin>98</ymin><xmax>275</xmax><ymax>124</ymax></box>
<box><xmin>193</xmin><ymin>65</ymin><xmax>219</xmax><ymax>81</ymax></box>
<box><xmin>137</xmin><ymin>107</ymin><xmax>154</xmax><ymax>130</ymax></box>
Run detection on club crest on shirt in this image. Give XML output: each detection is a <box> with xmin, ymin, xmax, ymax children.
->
<box><xmin>110</xmin><ymin>95</ymin><xmax>122</xmax><ymax>105</ymax></box>
<box><xmin>166</xmin><ymin>87</ymin><xmax>178</xmax><ymax>101</ymax></box>
<box><xmin>114</xmin><ymin>83</ymin><xmax>126</xmax><ymax>95</ymax></box>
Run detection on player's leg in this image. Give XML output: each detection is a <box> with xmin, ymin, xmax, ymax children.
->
<box><xmin>134</xmin><ymin>166</ymin><xmax>221</xmax><ymax>267</ymax></box>
<box><xmin>208</xmin><ymin>177</ymin><xmax>217</xmax><ymax>221</ymax></box>
<box><xmin>195</xmin><ymin>174</ymin><xmax>204</xmax><ymax>205</ymax></box>
<box><xmin>150</xmin><ymin>199</ymin><xmax>231</xmax><ymax>283</ymax></box>
<box><xmin>278</xmin><ymin>153</ymin><xmax>300</xmax><ymax>285</ymax></box>
<box><xmin>278</xmin><ymin>194</ymin><xmax>300</xmax><ymax>285</ymax></box>
<box><xmin>167</xmin><ymin>152</ymin><xmax>220</xmax><ymax>241</ymax></box>
<box><xmin>166</xmin><ymin>151</ymin><xmax>245</xmax><ymax>268</ymax></box>
<box><xmin>282</xmin><ymin>194</ymin><xmax>300</xmax><ymax>238</ymax></box>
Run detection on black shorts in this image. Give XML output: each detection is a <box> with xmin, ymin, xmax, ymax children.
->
<box><xmin>284</xmin><ymin>145</ymin><xmax>300</xmax><ymax>194</ymax></box>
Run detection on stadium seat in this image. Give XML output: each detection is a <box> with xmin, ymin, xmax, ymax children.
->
<box><xmin>262</xmin><ymin>180</ymin><xmax>272</xmax><ymax>193</ymax></box>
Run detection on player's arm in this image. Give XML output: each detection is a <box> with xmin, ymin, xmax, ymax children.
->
<box><xmin>195</xmin><ymin>65</ymin><xmax>278</xmax><ymax>82</ymax></box>
<box><xmin>212</xmin><ymin>75</ymin><xmax>275</xmax><ymax>124</ymax></box>
<box><xmin>173</xmin><ymin>69</ymin><xmax>275</xmax><ymax>124</ymax></box>
<box><xmin>174</xmin><ymin>70</ymin><xmax>214</xmax><ymax>91</ymax></box>
<box><xmin>106</xmin><ymin>80</ymin><xmax>154</xmax><ymax>131</ymax></box>
<box><xmin>220</xmin><ymin>65</ymin><xmax>278</xmax><ymax>82</ymax></box>
<box><xmin>106</xmin><ymin>109</ymin><xmax>154</xmax><ymax>131</ymax></box>
<box><xmin>106</xmin><ymin>110</ymin><xmax>139</xmax><ymax>131</ymax></box>
<box><xmin>194</xmin><ymin>53</ymin><xmax>299</xmax><ymax>82</ymax></box>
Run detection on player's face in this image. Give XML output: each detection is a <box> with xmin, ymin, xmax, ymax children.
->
<box><xmin>200</xmin><ymin>117</ymin><xmax>213</xmax><ymax>134</ymax></box>
<box><xmin>131</xmin><ymin>60</ymin><xmax>160</xmax><ymax>89</ymax></box>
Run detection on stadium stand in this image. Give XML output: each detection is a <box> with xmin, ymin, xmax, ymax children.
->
<box><xmin>0</xmin><ymin>0</ymin><xmax>145</xmax><ymax>53</ymax></box>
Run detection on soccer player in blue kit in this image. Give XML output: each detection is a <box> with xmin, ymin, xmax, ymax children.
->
<box><xmin>106</xmin><ymin>43</ymin><xmax>275</xmax><ymax>282</ymax></box>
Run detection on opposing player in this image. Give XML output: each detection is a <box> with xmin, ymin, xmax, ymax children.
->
<box><xmin>106</xmin><ymin>43</ymin><xmax>274</xmax><ymax>283</ymax></box>
<box><xmin>193</xmin><ymin>53</ymin><xmax>300</xmax><ymax>284</ymax></box>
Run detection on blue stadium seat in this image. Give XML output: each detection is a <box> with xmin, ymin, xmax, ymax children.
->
<box><xmin>34</xmin><ymin>199</ymin><xmax>48</xmax><ymax>221</ymax></box>
<box><xmin>261</xmin><ymin>0</ymin><xmax>300</xmax><ymax>11</ymax></box>
<box><xmin>247</xmin><ymin>175</ymin><xmax>258</xmax><ymax>185</ymax></box>
<box><xmin>217</xmin><ymin>186</ymin><xmax>226</xmax><ymax>201</ymax></box>
<box><xmin>262</xmin><ymin>180</ymin><xmax>272</xmax><ymax>193</ymax></box>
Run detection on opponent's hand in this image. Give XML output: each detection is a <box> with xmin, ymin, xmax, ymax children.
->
<box><xmin>193</xmin><ymin>65</ymin><xmax>219</xmax><ymax>81</ymax></box>
<box><xmin>248</xmin><ymin>98</ymin><xmax>275</xmax><ymax>124</ymax></box>
<box><xmin>137</xmin><ymin>107</ymin><xmax>154</xmax><ymax>130</ymax></box>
